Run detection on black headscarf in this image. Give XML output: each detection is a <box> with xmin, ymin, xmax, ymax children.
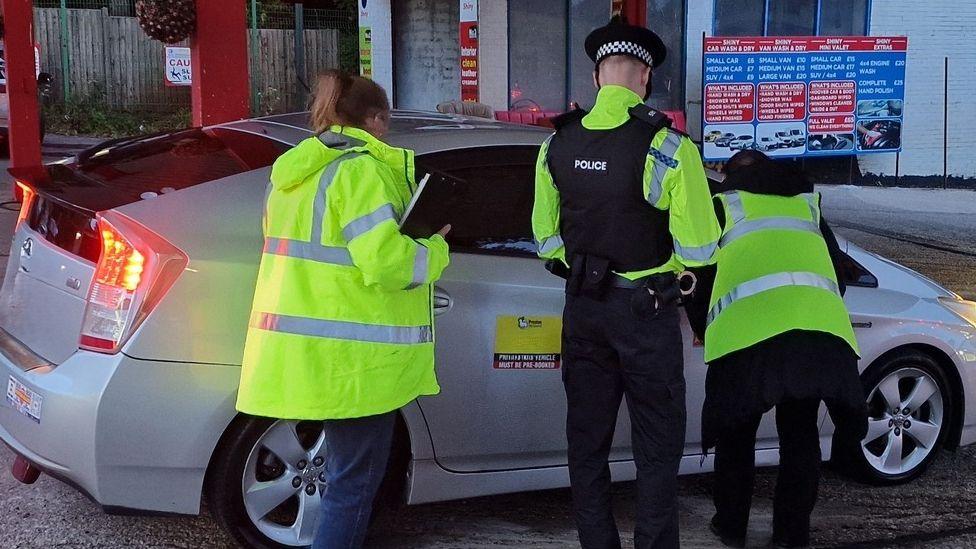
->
<box><xmin>720</xmin><ymin>150</ymin><xmax>812</xmax><ymax>197</ymax></box>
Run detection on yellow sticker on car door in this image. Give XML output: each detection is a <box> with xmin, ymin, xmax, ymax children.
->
<box><xmin>493</xmin><ymin>315</ymin><xmax>562</xmax><ymax>370</ymax></box>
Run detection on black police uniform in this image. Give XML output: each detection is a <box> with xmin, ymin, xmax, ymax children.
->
<box><xmin>540</xmin><ymin>18</ymin><xmax>690</xmax><ymax>549</ymax></box>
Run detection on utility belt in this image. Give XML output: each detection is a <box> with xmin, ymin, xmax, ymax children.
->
<box><xmin>549</xmin><ymin>254</ymin><xmax>697</xmax><ymax>318</ymax></box>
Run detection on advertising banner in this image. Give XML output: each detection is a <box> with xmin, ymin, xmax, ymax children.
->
<box><xmin>702</xmin><ymin>36</ymin><xmax>907</xmax><ymax>161</ymax></box>
<box><xmin>164</xmin><ymin>46</ymin><xmax>191</xmax><ymax>86</ymax></box>
<box><xmin>460</xmin><ymin>0</ymin><xmax>478</xmax><ymax>102</ymax></box>
<box><xmin>359</xmin><ymin>26</ymin><xmax>373</xmax><ymax>79</ymax></box>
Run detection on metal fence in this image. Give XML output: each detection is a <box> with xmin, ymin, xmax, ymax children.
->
<box><xmin>32</xmin><ymin>1</ymin><xmax>357</xmax><ymax>114</ymax></box>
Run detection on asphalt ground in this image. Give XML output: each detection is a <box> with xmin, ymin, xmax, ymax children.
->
<box><xmin>0</xmin><ymin>143</ymin><xmax>974</xmax><ymax>547</ymax></box>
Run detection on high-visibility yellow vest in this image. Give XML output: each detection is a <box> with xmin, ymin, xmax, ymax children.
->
<box><xmin>704</xmin><ymin>190</ymin><xmax>859</xmax><ymax>362</ymax></box>
<box><xmin>237</xmin><ymin>126</ymin><xmax>450</xmax><ymax>420</ymax></box>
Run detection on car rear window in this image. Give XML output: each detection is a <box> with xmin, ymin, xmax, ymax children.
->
<box><xmin>20</xmin><ymin>128</ymin><xmax>289</xmax><ymax>263</ymax></box>
<box><xmin>74</xmin><ymin>127</ymin><xmax>289</xmax><ymax>195</ymax></box>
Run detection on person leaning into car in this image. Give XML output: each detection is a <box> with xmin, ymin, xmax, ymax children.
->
<box><xmin>532</xmin><ymin>16</ymin><xmax>722</xmax><ymax>549</ymax></box>
<box><xmin>685</xmin><ymin>150</ymin><xmax>868</xmax><ymax>548</ymax></box>
<box><xmin>236</xmin><ymin>70</ymin><xmax>451</xmax><ymax>549</ymax></box>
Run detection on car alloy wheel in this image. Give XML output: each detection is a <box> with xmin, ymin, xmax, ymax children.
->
<box><xmin>242</xmin><ymin>420</ymin><xmax>328</xmax><ymax>547</ymax></box>
<box><xmin>862</xmin><ymin>366</ymin><xmax>945</xmax><ymax>477</ymax></box>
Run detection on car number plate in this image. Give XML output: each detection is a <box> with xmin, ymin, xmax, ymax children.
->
<box><xmin>6</xmin><ymin>376</ymin><xmax>42</xmax><ymax>423</ymax></box>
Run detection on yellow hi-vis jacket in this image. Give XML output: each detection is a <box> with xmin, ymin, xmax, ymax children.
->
<box><xmin>237</xmin><ymin>126</ymin><xmax>450</xmax><ymax>420</ymax></box>
<box><xmin>704</xmin><ymin>190</ymin><xmax>859</xmax><ymax>362</ymax></box>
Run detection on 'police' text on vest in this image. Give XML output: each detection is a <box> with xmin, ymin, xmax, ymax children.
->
<box><xmin>573</xmin><ymin>158</ymin><xmax>609</xmax><ymax>175</ymax></box>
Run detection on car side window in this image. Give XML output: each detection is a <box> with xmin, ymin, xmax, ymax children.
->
<box><xmin>415</xmin><ymin>146</ymin><xmax>539</xmax><ymax>257</ymax></box>
<box><xmin>839</xmin><ymin>252</ymin><xmax>878</xmax><ymax>287</ymax></box>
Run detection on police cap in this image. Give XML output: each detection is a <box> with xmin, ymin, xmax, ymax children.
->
<box><xmin>584</xmin><ymin>16</ymin><xmax>667</xmax><ymax>69</ymax></box>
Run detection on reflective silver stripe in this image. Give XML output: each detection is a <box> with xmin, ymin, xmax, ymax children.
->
<box><xmin>406</xmin><ymin>243</ymin><xmax>429</xmax><ymax>290</ymax></box>
<box><xmin>251</xmin><ymin>312</ymin><xmax>433</xmax><ymax>345</ymax></box>
<box><xmin>263</xmin><ymin>237</ymin><xmax>354</xmax><ymax>266</ymax></box>
<box><xmin>804</xmin><ymin>192</ymin><xmax>821</xmax><ymax>223</ymax></box>
<box><xmin>541</xmin><ymin>133</ymin><xmax>555</xmax><ymax>176</ymax></box>
<box><xmin>342</xmin><ymin>203</ymin><xmax>398</xmax><ymax>242</ymax></box>
<box><xmin>707</xmin><ymin>271</ymin><xmax>840</xmax><ymax>325</ymax></box>
<box><xmin>310</xmin><ymin>153</ymin><xmax>366</xmax><ymax>248</ymax></box>
<box><xmin>537</xmin><ymin>235</ymin><xmax>564</xmax><ymax>255</ymax></box>
<box><xmin>719</xmin><ymin>217</ymin><xmax>822</xmax><ymax>248</ymax></box>
<box><xmin>674</xmin><ymin>238</ymin><xmax>718</xmax><ymax>263</ymax></box>
<box><xmin>646</xmin><ymin>132</ymin><xmax>682</xmax><ymax>207</ymax></box>
<box><xmin>724</xmin><ymin>191</ymin><xmax>746</xmax><ymax>225</ymax></box>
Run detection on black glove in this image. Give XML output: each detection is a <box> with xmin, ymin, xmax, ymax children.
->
<box><xmin>544</xmin><ymin>259</ymin><xmax>570</xmax><ymax>280</ymax></box>
<box><xmin>682</xmin><ymin>265</ymin><xmax>716</xmax><ymax>341</ymax></box>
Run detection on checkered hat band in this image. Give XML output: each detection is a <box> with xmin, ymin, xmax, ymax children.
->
<box><xmin>596</xmin><ymin>41</ymin><xmax>654</xmax><ymax>66</ymax></box>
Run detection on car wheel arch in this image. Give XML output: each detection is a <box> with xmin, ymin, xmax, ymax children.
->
<box><xmin>201</xmin><ymin>410</ymin><xmax>418</xmax><ymax>510</ymax></box>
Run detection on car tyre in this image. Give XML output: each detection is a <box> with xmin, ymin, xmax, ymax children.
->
<box><xmin>207</xmin><ymin>415</ymin><xmax>407</xmax><ymax>548</ymax></box>
<box><xmin>839</xmin><ymin>350</ymin><xmax>953</xmax><ymax>485</ymax></box>
<box><xmin>208</xmin><ymin>415</ymin><xmax>296</xmax><ymax>549</ymax></box>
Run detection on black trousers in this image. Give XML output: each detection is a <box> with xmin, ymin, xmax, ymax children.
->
<box><xmin>712</xmin><ymin>398</ymin><xmax>822</xmax><ymax>547</ymax></box>
<box><xmin>562</xmin><ymin>290</ymin><xmax>686</xmax><ymax>549</ymax></box>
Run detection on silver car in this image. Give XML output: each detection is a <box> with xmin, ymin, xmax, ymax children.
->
<box><xmin>2</xmin><ymin>112</ymin><xmax>976</xmax><ymax>548</ymax></box>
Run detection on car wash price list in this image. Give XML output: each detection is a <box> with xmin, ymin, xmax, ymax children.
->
<box><xmin>701</xmin><ymin>36</ymin><xmax>907</xmax><ymax>161</ymax></box>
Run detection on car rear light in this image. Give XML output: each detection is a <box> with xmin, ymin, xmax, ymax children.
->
<box><xmin>15</xmin><ymin>181</ymin><xmax>34</xmax><ymax>226</ymax></box>
<box><xmin>79</xmin><ymin>211</ymin><xmax>188</xmax><ymax>354</ymax></box>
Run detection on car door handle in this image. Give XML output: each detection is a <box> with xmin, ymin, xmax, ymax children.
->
<box><xmin>433</xmin><ymin>288</ymin><xmax>453</xmax><ymax>316</ymax></box>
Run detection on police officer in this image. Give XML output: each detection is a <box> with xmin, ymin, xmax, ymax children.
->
<box><xmin>532</xmin><ymin>17</ymin><xmax>722</xmax><ymax>549</ymax></box>
<box><xmin>685</xmin><ymin>151</ymin><xmax>867</xmax><ymax>548</ymax></box>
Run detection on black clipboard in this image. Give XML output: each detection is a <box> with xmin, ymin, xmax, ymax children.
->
<box><xmin>399</xmin><ymin>170</ymin><xmax>466</xmax><ymax>239</ymax></box>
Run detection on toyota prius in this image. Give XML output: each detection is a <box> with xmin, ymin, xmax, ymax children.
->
<box><xmin>2</xmin><ymin>112</ymin><xmax>976</xmax><ymax>548</ymax></box>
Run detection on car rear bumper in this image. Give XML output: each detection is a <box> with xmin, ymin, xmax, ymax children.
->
<box><xmin>0</xmin><ymin>341</ymin><xmax>241</xmax><ymax>515</ymax></box>
<box><xmin>0</xmin><ymin>339</ymin><xmax>106</xmax><ymax>500</ymax></box>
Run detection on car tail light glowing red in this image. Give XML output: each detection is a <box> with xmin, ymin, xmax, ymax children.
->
<box><xmin>79</xmin><ymin>211</ymin><xmax>188</xmax><ymax>354</ymax></box>
<box><xmin>15</xmin><ymin>181</ymin><xmax>34</xmax><ymax>226</ymax></box>
<box><xmin>97</xmin><ymin>227</ymin><xmax>145</xmax><ymax>291</ymax></box>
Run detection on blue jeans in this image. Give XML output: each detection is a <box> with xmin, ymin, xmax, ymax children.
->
<box><xmin>312</xmin><ymin>411</ymin><xmax>396</xmax><ymax>549</ymax></box>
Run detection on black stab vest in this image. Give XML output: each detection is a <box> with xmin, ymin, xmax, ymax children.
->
<box><xmin>546</xmin><ymin>109</ymin><xmax>673</xmax><ymax>272</ymax></box>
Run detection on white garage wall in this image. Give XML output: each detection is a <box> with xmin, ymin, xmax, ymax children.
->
<box><xmin>685</xmin><ymin>0</ymin><xmax>975</xmax><ymax>182</ymax></box>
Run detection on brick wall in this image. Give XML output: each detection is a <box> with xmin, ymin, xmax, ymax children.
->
<box><xmin>859</xmin><ymin>0</ymin><xmax>976</xmax><ymax>182</ymax></box>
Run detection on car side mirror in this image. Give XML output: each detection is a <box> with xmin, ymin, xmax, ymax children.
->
<box><xmin>37</xmin><ymin>72</ymin><xmax>54</xmax><ymax>86</ymax></box>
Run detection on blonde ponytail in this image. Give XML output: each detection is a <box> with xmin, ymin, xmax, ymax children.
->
<box><xmin>310</xmin><ymin>70</ymin><xmax>390</xmax><ymax>134</ymax></box>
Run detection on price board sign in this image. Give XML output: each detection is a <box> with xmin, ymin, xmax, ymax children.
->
<box><xmin>702</xmin><ymin>36</ymin><xmax>907</xmax><ymax>161</ymax></box>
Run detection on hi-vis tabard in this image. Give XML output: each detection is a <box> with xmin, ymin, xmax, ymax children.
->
<box><xmin>704</xmin><ymin>190</ymin><xmax>859</xmax><ymax>362</ymax></box>
<box><xmin>237</xmin><ymin>126</ymin><xmax>450</xmax><ymax>420</ymax></box>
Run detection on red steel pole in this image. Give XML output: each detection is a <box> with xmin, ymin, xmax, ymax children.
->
<box><xmin>190</xmin><ymin>0</ymin><xmax>250</xmax><ymax>126</ymax></box>
<box><xmin>3</xmin><ymin>0</ymin><xmax>43</xmax><ymax>199</ymax></box>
